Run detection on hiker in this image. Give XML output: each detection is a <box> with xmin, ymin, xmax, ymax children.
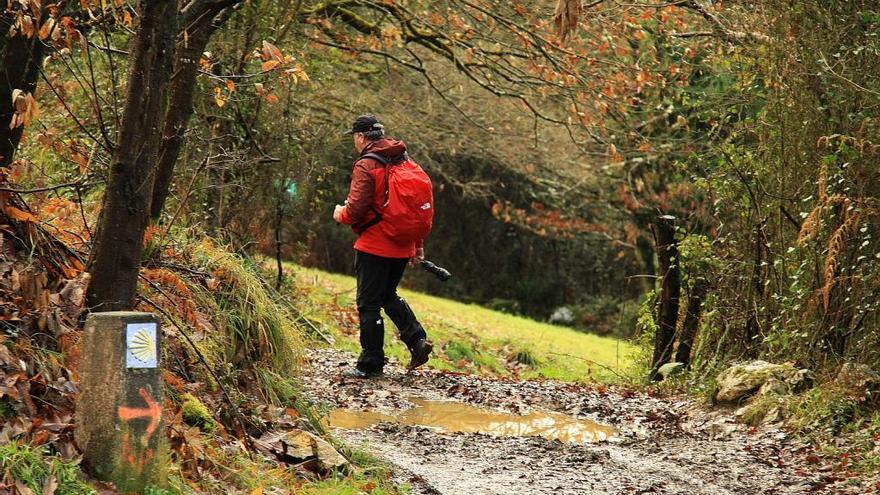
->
<box><xmin>333</xmin><ymin>114</ymin><xmax>434</xmax><ymax>378</ymax></box>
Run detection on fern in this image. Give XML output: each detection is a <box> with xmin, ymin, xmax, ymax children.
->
<box><xmin>822</xmin><ymin>207</ymin><xmax>861</xmax><ymax>312</ymax></box>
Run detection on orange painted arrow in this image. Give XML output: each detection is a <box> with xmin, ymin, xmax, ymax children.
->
<box><xmin>117</xmin><ymin>387</ymin><xmax>162</xmax><ymax>442</ymax></box>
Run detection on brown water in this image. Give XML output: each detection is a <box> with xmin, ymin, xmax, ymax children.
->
<box><xmin>328</xmin><ymin>398</ymin><xmax>616</xmax><ymax>444</ymax></box>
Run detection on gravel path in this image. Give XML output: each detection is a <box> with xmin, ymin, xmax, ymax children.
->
<box><xmin>302</xmin><ymin>349</ymin><xmax>871</xmax><ymax>495</ymax></box>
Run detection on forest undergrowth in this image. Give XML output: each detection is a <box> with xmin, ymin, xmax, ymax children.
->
<box><xmin>0</xmin><ymin>211</ymin><xmax>406</xmax><ymax>494</ymax></box>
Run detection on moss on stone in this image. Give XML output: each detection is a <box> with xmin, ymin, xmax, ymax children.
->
<box><xmin>181</xmin><ymin>393</ymin><xmax>217</xmax><ymax>433</ymax></box>
<box><xmin>738</xmin><ymin>395</ymin><xmax>785</xmax><ymax>426</ymax></box>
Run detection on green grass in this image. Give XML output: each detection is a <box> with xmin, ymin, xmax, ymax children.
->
<box><xmin>0</xmin><ymin>442</ymin><xmax>95</xmax><ymax>495</ymax></box>
<box><xmin>298</xmin><ymin>446</ymin><xmax>408</xmax><ymax>495</ymax></box>
<box><xmin>188</xmin><ymin>240</ymin><xmax>305</xmax><ymax>401</ymax></box>
<box><xmin>298</xmin><ymin>477</ymin><xmax>405</xmax><ymax>495</ymax></box>
<box><xmin>288</xmin><ymin>264</ymin><xmax>635</xmax><ymax>382</ymax></box>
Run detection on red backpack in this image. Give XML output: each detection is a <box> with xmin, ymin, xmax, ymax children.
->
<box><xmin>359</xmin><ymin>152</ymin><xmax>434</xmax><ymax>244</ymax></box>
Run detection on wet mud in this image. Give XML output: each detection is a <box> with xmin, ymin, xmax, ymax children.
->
<box><xmin>303</xmin><ymin>349</ymin><xmax>875</xmax><ymax>495</ymax></box>
<box><xmin>329</xmin><ymin>397</ymin><xmax>616</xmax><ymax>443</ymax></box>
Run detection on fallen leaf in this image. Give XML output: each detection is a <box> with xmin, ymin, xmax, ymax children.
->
<box><xmin>42</xmin><ymin>474</ymin><xmax>58</xmax><ymax>495</ymax></box>
<box><xmin>16</xmin><ymin>480</ymin><xmax>35</xmax><ymax>495</ymax></box>
<box><xmin>5</xmin><ymin>206</ymin><xmax>38</xmax><ymax>223</ymax></box>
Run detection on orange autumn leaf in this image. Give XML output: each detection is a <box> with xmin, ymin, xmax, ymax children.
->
<box><xmin>39</xmin><ymin>17</ymin><xmax>56</xmax><ymax>40</ymax></box>
<box><xmin>5</xmin><ymin>206</ymin><xmax>38</xmax><ymax>223</ymax></box>
<box><xmin>214</xmin><ymin>87</ymin><xmax>226</xmax><ymax>108</ymax></box>
<box><xmin>9</xmin><ymin>89</ymin><xmax>40</xmax><ymax>129</ymax></box>
<box><xmin>71</xmin><ymin>149</ymin><xmax>89</xmax><ymax>174</ymax></box>
<box><xmin>285</xmin><ymin>64</ymin><xmax>309</xmax><ymax>83</ymax></box>
<box><xmin>60</xmin><ymin>264</ymin><xmax>82</xmax><ymax>279</ymax></box>
<box><xmin>69</xmin><ymin>257</ymin><xmax>85</xmax><ymax>271</ymax></box>
<box><xmin>143</xmin><ymin>224</ymin><xmax>161</xmax><ymax>246</ymax></box>
<box><xmin>261</xmin><ymin>41</ymin><xmax>284</xmax><ymax>62</ymax></box>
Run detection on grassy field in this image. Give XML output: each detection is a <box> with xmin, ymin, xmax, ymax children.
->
<box><xmin>289</xmin><ymin>264</ymin><xmax>636</xmax><ymax>383</ymax></box>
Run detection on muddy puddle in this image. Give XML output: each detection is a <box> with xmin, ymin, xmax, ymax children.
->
<box><xmin>329</xmin><ymin>398</ymin><xmax>616</xmax><ymax>443</ymax></box>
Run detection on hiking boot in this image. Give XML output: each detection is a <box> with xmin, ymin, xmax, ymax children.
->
<box><xmin>345</xmin><ymin>367</ymin><xmax>383</xmax><ymax>379</ymax></box>
<box><xmin>407</xmin><ymin>339</ymin><xmax>433</xmax><ymax>370</ymax></box>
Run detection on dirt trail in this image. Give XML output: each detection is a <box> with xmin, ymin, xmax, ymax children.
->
<box><xmin>302</xmin><ymin>349</ymin><xmax>861</xmax><ymax>495</ymax></box>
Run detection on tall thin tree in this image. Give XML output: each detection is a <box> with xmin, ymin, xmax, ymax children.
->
<box><xmin>0</xmin><ymin>10</ymin><xmax>44</xmax><ymax>168</ymax></box>
<box><xmin>86</xmin><ymin>1</ymin><xmax>178</xmax><ymax>310</ymax></box>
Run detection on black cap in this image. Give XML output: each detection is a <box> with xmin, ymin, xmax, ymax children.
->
<box><xmin>343</xmin><ymin>114</ymin><xmax>385</xmax><ymax>135</ymax></box>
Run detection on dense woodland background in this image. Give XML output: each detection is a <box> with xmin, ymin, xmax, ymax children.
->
<box><xmin>1</xmin><ymin>0</ymin><xmax>879</xmax><ymax>423</ymax></box>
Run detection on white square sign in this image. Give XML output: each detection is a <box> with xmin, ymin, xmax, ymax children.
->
<box><xmin>126</xmin><ymin>322</ymin><xmax>158</xmax><ymax>369</ymax></box>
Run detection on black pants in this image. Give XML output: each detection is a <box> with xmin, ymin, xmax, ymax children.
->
<box><xmin>355</xmin><ymin>250</ymin><xmax>427</xmax><ymax>372</ymax></box>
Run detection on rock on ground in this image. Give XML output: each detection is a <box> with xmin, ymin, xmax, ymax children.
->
<box><xmin>715</xmin><ymin>361</ymin><xmax>813</xmax><ymax>404</ymax></box>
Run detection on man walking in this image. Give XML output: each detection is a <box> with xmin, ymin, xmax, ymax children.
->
<box><xmin>333</xmin><ymin>114</ymin><xmax>434</xmax><ymax>378</ymax></box>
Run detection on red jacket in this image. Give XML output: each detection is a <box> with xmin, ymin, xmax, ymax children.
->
<box><xmin>338</xmin><ymin>138</ymin><xmax>425</xmax><ymax>259</ymax></box>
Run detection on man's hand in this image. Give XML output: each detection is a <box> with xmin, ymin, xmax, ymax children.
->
<box><xmin>333</xmin><ymin>204</ymin><xmax>345</xmax><ymax>223</ymax></box>
<box><xmin>410</xmin><ymin>247</ymin><xmax>425</xmax><ymax>266</ymax></box>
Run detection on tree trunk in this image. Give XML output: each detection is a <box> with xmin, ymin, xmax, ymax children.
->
<box><xmin>635</xmin><ymin>235</ymin><xmax>656</xmax><ymax>293</ymax></box>
<box><xmin>86</xmin><ymin>1</ymin><xmax>178</xmax><ymax>311</ymax></box>
<box><xmin>151</xmin><ymin>6</ymin><xmax>237</xmax><ymax>221</ymax></box>
<box><xmin>744</xmin><ymin>221</ymin><xmax>765</xmax><ymax>356</ymax></box>
<box><xmin>675</xmin><ymin>278</ymin><xmax>708</xmax><ymax>368</ymax></box>
<box><xmin>649</xmin><ymin>215</ymin><xmax>680</xmax><ymax>381</ymax></box>
<box><xmin>0</xmin><ymin>13</ymin><xmax>45</xmax><ymax>168</ymax></box>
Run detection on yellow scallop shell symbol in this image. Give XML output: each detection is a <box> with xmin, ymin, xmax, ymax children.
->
<box><xmin>130</xmin><ymin>329</ymin><xmax>157</xmax><ymax>363</ymax></box>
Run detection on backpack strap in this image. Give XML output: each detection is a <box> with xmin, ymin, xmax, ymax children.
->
<box><xmin>361</xmin><ymin>152</ymin><xmax>389</xmax><ymax>165</ymax></box>
<box><xmin>362</xmin><ymin>151</ymin><xmax>407</xmax><ymax>164</ymax></box>
<box><xmin>353</xmin><ymin>152</ymin><xmax>410</xmax><ymax>233</ymax></box>
<box><xmin>352</xmin><ymin>153</ymin><xmax>389</xmax><ymax>234</ymax></box>
<box><xmin>362</xmin><ymin>152</ymin><xmax>407</xmax><ymax>207</ymax></box>
<box><xmin>354</xmin><ymin>207</ymin><xmax>382</xmax><ymax>235</ymax></box>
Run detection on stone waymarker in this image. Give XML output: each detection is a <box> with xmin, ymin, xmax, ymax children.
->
<box><xmin>75</xmin><ymin>312</ymin><xmax>168</xmax><ymax>492</ymax></box>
